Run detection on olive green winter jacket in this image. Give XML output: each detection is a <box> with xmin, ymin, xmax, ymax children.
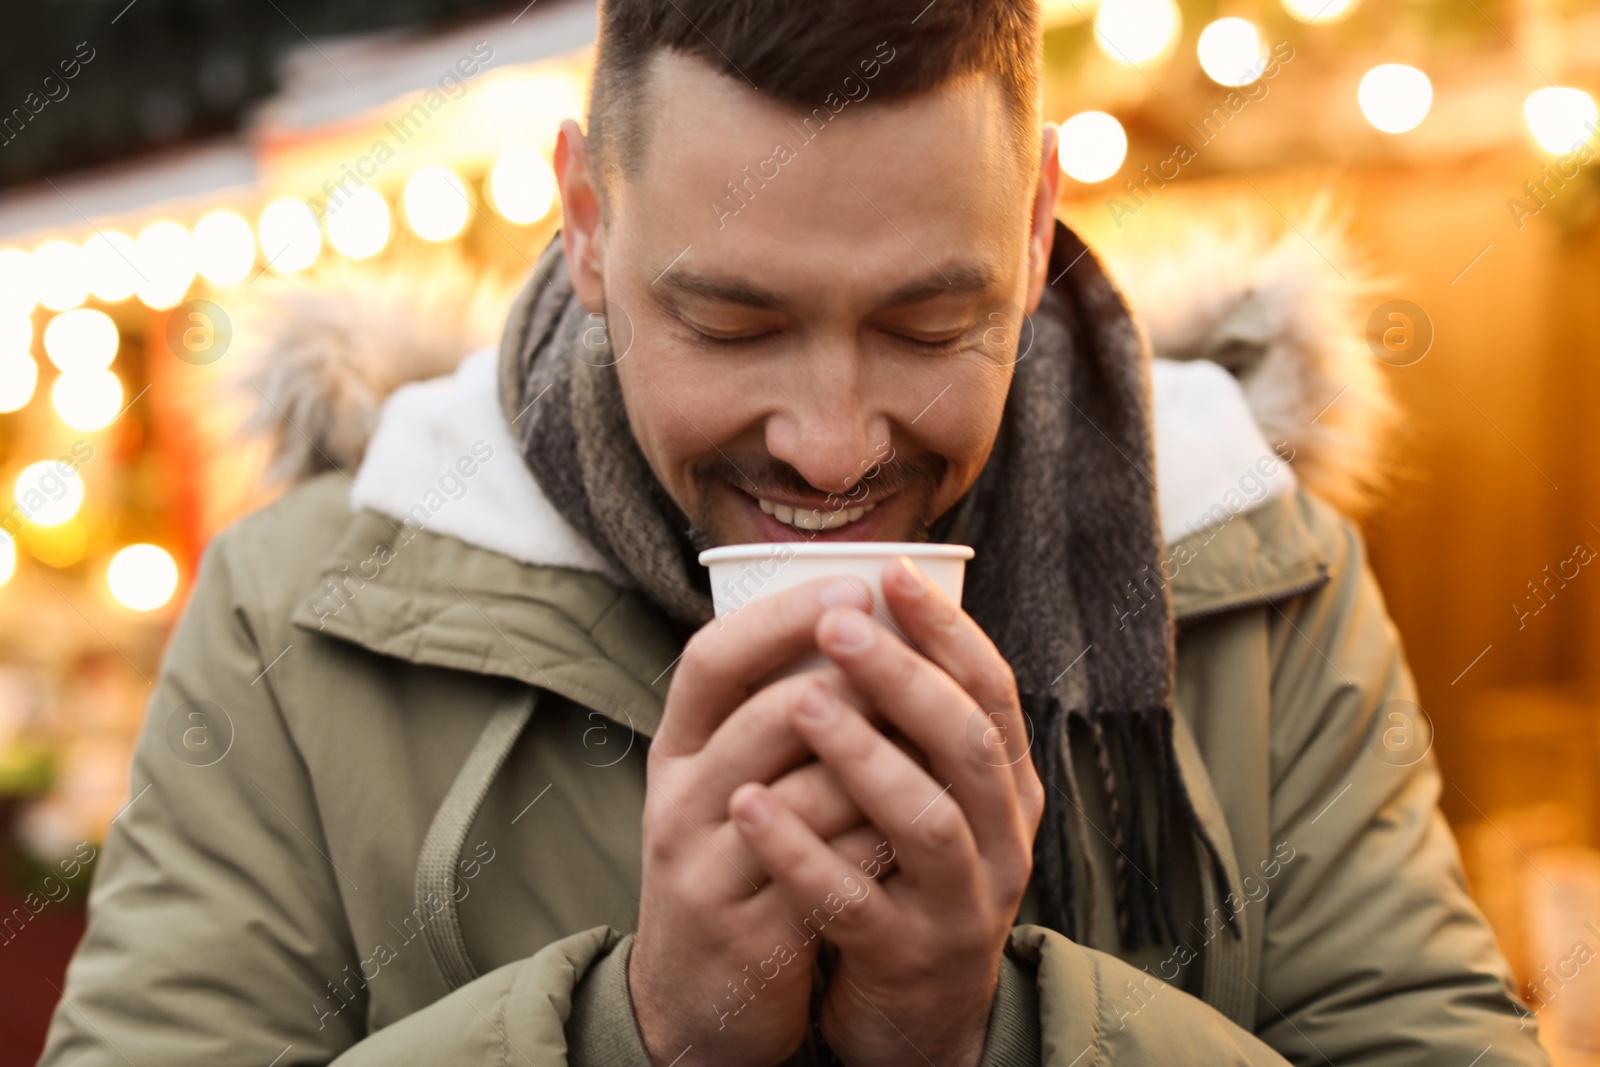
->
<box><xmin>37</xmin><ymin>340</ymin><xmax>1547</xmax><ymax>1065</ymax></box>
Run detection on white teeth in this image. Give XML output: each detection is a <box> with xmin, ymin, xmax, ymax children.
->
<box><xmin>757</xmin><ymin>497</ymin><xmax>877</xmax><ymax>532</ymax></box>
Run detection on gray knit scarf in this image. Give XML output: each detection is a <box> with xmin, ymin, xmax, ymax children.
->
<box><xmin>496</xmin><ymin>224</ymin><xmax>1235</xmax><ymax>951</ymax></box>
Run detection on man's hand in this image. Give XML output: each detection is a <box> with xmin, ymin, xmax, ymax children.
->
<box><xmin>728</xmin><ymin>557</ymin><xmax>1045</xmax><ymax>1067</ymax></box>
<box><xmin>631</xmin><ymin>576</ymin><xmax>887</xmax><ymax>1067</ymax></box>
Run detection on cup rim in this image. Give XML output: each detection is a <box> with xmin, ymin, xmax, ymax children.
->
<box><xmin>698</xmin><ymin>541</ymin><xmax>975</xmax><ymax>565</ymax></box>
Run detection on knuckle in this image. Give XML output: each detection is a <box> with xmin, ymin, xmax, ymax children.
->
<box><xmin>644</xmin><ymin>740</ymin><xmax>671</xmax><ymax>778</ymax></box>
<box><xmin>994</xmin><ymin>842</ymin><xmax>1035</xmax><ymax>899</ymax></box>
<box><xmin>641</xmin><ymin>821</ymin><xmax>679</xmax><ymax>868</ymax></box>
<box><xmin>928</xmin><ymin>590</ymin><xmax>962</xmax><ymax>633</ymax></box>
<box><xmin>899</xmin><ymin>941</ymin><xmax>940</xmax><ymax>980</ymax></box>
<box><xmin>641</xmin><ymin>800</ymin><xmax>677</xmax><ymax>849</ymax></box>
<box><xmin>982</xmin><ymin>663</ymin><xmax>1022</xmax><ymax>713</ymax></box>
<box><xmin>884</xmin><ymin>641</ymin><xmax>923</xmax><ymax>693</ymax></box>
<box><xmin>678</xmin><ymin>630</ymin><xmax>720</xmax><ymax>680</ymax></box>
<box><xmin>914</xmin><ymin>803</ymin><xmax>967</xmax><ymax>852</ymax></box>
<box><xmin>835</xmin><ymin>716</ymin><xmax>886</xmax><ymax>771</ymax></box>
<box><xmin>1019</xmin><ymin>777</ymin><xmax>1046</xmax><ymax>830</ymax></box>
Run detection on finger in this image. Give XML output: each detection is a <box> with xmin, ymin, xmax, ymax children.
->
<box><xmin>881</xmin><ymin>556</ymin><xmax>1041</xmax><ymax>796</ymax></box>
<box><xmin>770</xmin><ymin>760</ymin><xmax>867</xmax><ymax>841</ymax></box>
<box><xmin>729</xmin><ymin>782</ymin><xmax>893</xmax><ymax>949</ymax></box>
<box><xmin>787</xmin><ymin>680</ymin><xmax>982</xmax><ymax>887</ymax></box>
<box><xmin>825</xmin><ymin>824</ymin><xmax>900</xmax><ymax>885</ymax></box>
<box><xmin>814</xmin><ymin>608</ymin><xmax>1025</xmax><ymax>850</ymax></box>
<box><xmin>653</xmin><ymin>575</ymin><xmax>873</xmax><ymax>758</ymax></box>
<box><xmin>729</xmin><ymin>819</ymin><xmax>900</xmax><ymax>895</ymax></box>
<box><xmin>709</xmin><ymin>759</ymin><xmax>870</xmax><ymax>893</ymax></box>
<box><xmin>689</xmin><ymin>666</ymin><xmax>874</xmax><ymax>809</ymax></box>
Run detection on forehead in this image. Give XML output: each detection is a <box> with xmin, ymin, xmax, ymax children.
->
<box><xmin>612</xmin><ymin>50</ymin><xmax>1033</xmax><ymax>308</ymax></box>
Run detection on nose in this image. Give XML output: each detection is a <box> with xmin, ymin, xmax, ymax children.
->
<box><xmin>762</xmin><ymin>353</ymin><xmax>889</xmax><ymax>497</ymax></box>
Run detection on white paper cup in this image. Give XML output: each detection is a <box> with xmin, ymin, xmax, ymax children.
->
<box><xmin>697</xmin><ymin>541</ymin><xmax>975</xmax><ymax>676</ymax></box>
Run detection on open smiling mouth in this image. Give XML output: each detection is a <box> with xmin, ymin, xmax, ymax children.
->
<box><xmin>755</xmin><ymin>494</ymin><xmax>879</xmax><ymax>532</ymax></box>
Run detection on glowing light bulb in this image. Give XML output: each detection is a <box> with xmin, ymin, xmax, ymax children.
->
<box><xmin>193</xmin><ymin>210</ymin><xmax>257</xmax><ymax>286</ymax></box>
<box><xmin>1282</xmin><ymin>0</ymin><xmax>1357</xmax><ymax>24</ymax></box>
<box><xmin>14</xmin><ymin>460</ymin><xmax>84</xmax><ymax>527</ymax></box>
<box><xmin>1359</xmin><ymin>64</ymin><xmax>1433</xmax><ymax>134</ymax></box>
<box><xmin>33</xmin><ymin>240</ymin><xmax>88</xmax><ymax>312</ymax></box>
<box><xmin>51</xmin><ymin>369</ymin><xmax>123</xmax><ymax>431</ymax></box>
<box><xmin>43</xmin><ymin>309</ymin><xmax>119</xmax><ymax>373</ymax></box>
<box><xmin>258</xmin><ymin>198</ymin><xmax>321</xmax><ymax>274</ymax></box>
<box><xmin>134</xmin><ymin>221</ymin><xmax>197</xmax><ymax>310</ymax></box>
<box><xmin>0</xmin><ymin>531</ymin><xmax>13</xmax><ymax>586</ymax></box>
<box><xmin>0</xmin><ymin>352</ymin><xmax>38</xmax><ymax>413</ymax></box>
<box><xmin>1197</xmin><ymin>18</ymin><xmax>1267</xmax><ymax>87</ymax></box>
<box><xmin>489</xmin><ymin>147</ymin><xmax>557</xmax><ymax>224</ymax></box>
<box><xmin>0</xmin><ymin>249</ymin><xmax>34</xmax><ymax>316</ymax></box>
<box><xmin>403</xmin><ymin>167</ymin><xmax>471</xmax><ymax>242</ymax></box>
<box><xmin>326</xmin><ymin>185</ymin><xmax>392</xmax><ymax>259</ymax></box>
<box><xmin>107</xmin><ymin>543</ymin><xmax>179</xmax><ymax>611</ymax></box>
<box><xmin>1058</xmin><ymin>111</ymin><xmax>1128</xmax><ymax>183</ymax></box>
<box><xmin>1094</xmin><ymin>0</ymin><xmax>1180</xmax><ymax>66</ymax></box>
<box><xmin>1524</xmin><ymin>87</ymin><xmax>1600</xmax><ymax>155</ymax></box>
<box><xmin>83</xmin><ymin>231</ymin><xmax>141</xmax><ymax>303</ymax></box>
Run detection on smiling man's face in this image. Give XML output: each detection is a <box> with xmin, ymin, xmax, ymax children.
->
<box><xmin>557</xmin><ymin>50</ymin><xmax>1059</xmax><ymax>548</ymax></box>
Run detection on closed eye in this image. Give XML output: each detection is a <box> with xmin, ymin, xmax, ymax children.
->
<box><xmin>884</xmin><ymin>329</ymin><xmax>965</xmax><ymax>354</ymax></box>
<box><xmin>687</xmin><ymin>327</ymin><xmax>779</xmax><ymax>348</ymax></box>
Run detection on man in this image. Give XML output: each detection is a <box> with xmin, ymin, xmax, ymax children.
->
<box><xmin>41</xmin><ymin>1</ymin><xmax>1545</xmax><ymax>1064</ymax></box>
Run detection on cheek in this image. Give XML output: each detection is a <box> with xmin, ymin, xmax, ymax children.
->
<box><xmin>905</xmin><ymin>362</ymin><xmax>1010</xmax><ymax>455</ymax></box>
<box><xmin>616</xmin><ymin>347</ymin><xmax>747</xmax><ymax>495</ymax></box>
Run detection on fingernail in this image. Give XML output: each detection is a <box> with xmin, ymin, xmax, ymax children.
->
<box><xmin>734</xmin><ymin>789</ymin><xmax>773</xmax><ymax>827</ymax></box>
<box><xmin>821</xmin><ymin>577</ymin><xmax>871</xmax><ymax>609</ymax></box>
<box><xmin>896</xmin><ymin>556</ymin><xmax>927</xmax><ymax>595</ymax></box>
<box><xmin>796</xmin><ymin>683</ymin><xmax>837</xmax><ymax>724</ymax></box>
<box><xmin>823</xmin><ymin>609</ymin><xmax>876</xmax><ymax>653</ymax></box>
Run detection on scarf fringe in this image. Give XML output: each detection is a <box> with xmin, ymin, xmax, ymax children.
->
<box><xmin>1030</xmin><ymin>694</ymin><xmax>1240</xmax><ymax>952</ymax></box>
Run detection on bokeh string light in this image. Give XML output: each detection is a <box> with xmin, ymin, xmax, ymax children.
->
<box><xmin>1058</xmin><ymin>111</ymin><xmax>1128</xmax><ymax>183</ymax></box>
<box><xmin>1524</xmin><ymin>87</ymin><xmax>1600</xmax><ymax>155</ymax></box>
<box><xmin>134</xmin><ymin>221</ymin><xmax>197</xmax><ymax>310</ymax></box>
<box><xmin>326</xmin><ymin>185</ymin><xmax>393</xmax><ymax>259</ymax></box>
<box><xmin>1094</xmin><ymin>0</ymin><xmax>1181</xmax><ymax>66</ymax></box>
<box><xmin>1197</xmin><ymin>18</ymin><xmax>1267</xmax><ymax>87</ymax></box>
<box><xmin>404</xmin><ymin>166</ymin><xmax>472</xmax><ymax>241</ymax></box>
<box><xmin>83</xmin><ymin>231</ymin><xmax>140</xmax><ymax>303</ymax></box>
<box><xmin>43</xmin><ymin>309</ymin><xmax>119</xmax><ymax>374</ymax></box>
<box><xmin>489</xmin><ymin>147</ymin><xmax>557</xmax><ymax>225</ymax></box>
<box><xmin>106</xmin><ymin>544</ymin><xmax>179</xmax><ymax>612</ymax></box>
<box><xmin>1358</xmin><ymin>63</ymin><xmax>1433</xmax><ymax>134</ymax></box>
<box><xmin>193</xmin><ymin>209</ymin><xmax>257</xmax><ymax>286</ymax></box>
<box><xmin>258</xmin><ymin>198</ymin><xmax>322</xmax><ymax>274</ymax></box>
<box><xmin>33</xmin><ymin>240</ymin><xmax>88</xmax><ymax>312</ymax></box>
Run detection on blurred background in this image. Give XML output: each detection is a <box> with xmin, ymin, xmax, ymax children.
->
<box><xmin>0</xmin><ymin>0</ymin><xmax>1597</xmax><ymax>1062</ymax></box>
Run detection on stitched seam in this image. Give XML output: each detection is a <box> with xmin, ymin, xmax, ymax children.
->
<box><xmin>496</xmin><ymin>977</ymin><xmax>511</xmax><ymax>1067</ymax></box>
<box><xmin>1089</xmin><ymin>954</ymin><xmax>1104</xmax><ymax>1065</ymax></box>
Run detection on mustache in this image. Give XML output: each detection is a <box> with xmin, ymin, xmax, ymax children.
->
<box><xmin>693</xmin><ymin>449</ymin><xmax>945</xmax><ymax>509</ymax></box>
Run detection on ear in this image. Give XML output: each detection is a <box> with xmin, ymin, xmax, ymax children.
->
<box><xmin>1022</xmin><ymin>123</ymin><xmax>1061</xmax><ymax>317</ymax></box>
<box><xmin>554</xmin><ymin>117</ymin><xmax>606</xmax><ymax>313</ymax></box>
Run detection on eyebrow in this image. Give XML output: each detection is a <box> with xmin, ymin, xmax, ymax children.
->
<box><xmin>652</xmin><ymin>261</ymin><xmax>1000</xmax><ymax>313</ymax></box>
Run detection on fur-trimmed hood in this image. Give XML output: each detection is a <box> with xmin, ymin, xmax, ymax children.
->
<box><xmin>229</xmin><ymin>214</ymin><xmax>1398</xmax><ymax>541</ymax></box>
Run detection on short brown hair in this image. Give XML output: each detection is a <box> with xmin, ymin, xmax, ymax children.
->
<box><xmin>585</xmin><ymin>0</ymin><xmax>1043</xmax><ymax>210</ymax></box>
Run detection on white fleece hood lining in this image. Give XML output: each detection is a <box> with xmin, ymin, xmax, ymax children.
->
<box><xmin>350</xmin><ymin>349</ymin><xmax>1296</xmax><ymax>576</ymax></box>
